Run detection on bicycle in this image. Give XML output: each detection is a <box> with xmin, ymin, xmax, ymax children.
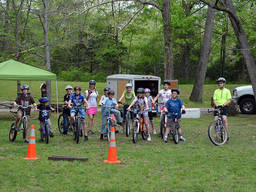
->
<box><xmin>208</xmin><ymin>108</ymin><xmax>229</xmax><ymax>146</ymax></box>
<box><xmin>118</xmin><ymin>101</ymin><xmax>132</xmax><ymax>137</ymax></box>
<box><xmin>58</xmin><ymin>105</ymin><xmax>73</xmax><ymax>135</ymax></box>
<box><xmin>169</xmin><ymin>113</ymin><xmax>180</xmax><ymax>144</ymax></box>
<box><xmin>9</xmin><ymin>105</ymin><xmax>33</xmax><ymax>142</ymax></box>
<box><xmin>131</xmin><ymin>108</ymin><xmax>147</xmax><ymax>143</ymax></box>
<box><xmin>158</xmin><ymin>103</ymin><xmax>168</xmax><ymax>139</ymax></box>
<box><xmin>72</xmin><ymin>106</ymin><xmax>84</xmax><ymax>144</ymax></box>
<box><xmin>38</xmin><ymin>109</ymin><xmax>52</xmax><ymax>144</ymax></box>
<box><xmin>102</xmin><ymin>105</ymin><xmax>118</xmax><ymax>142</ymax></box>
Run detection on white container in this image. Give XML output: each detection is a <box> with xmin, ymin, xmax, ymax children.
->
<box><xmin>181</xmin><ymin>108</ymin><xmax>200</xmax><ymax>118</ymax></box>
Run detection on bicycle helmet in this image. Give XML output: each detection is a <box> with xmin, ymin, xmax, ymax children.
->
<box><xmin>163</xmin><ymin>80</ymin><xmax>171</xmax><ymax>85</ymax></box>
<box><xmin>65</xmin><ymin>85</ymin><xmax>73</xmax><ymax>90</ymax></box>
<box><xmin>216</xmin><ymin>77</ymin><xmax>226</xmax><ymax>83</ymax></box>
<box><xmin>40</xmin><ymin>83</ymin><xmax>46</xmax><ymax>90</ymax></box>
<box><xmin>125</xmin><ymin>83</ymin><xmax>133</xmax><ymax>88</ymax></box>
<box><xmin>144</xmin><ymin>88</ymin><xmax>151</xmax><ymax>93</ymax></box>
<box><xmin>89</xmin><ymin>80</ymin><xmax>96</xmax><ymax>85</ymax></box>
<box><xmin>108</xmin><ymin>90</ymin><xmax>115</xmax><ymax>95</ymax></box>
<box><xmin>39</xmin><ymin>97</ymin><xmax>49</xmax><ymax>103</ymax></box>
<box><xmin>74</xmin><ymin>86</ymin><xmax>81</xmax><ymax>91</ymax></box>
<box><xmin>21</xmin><ymin>84</ymin><xmax>29</xmax><ymax>90</ymax></box>
<box><xmin>104</xmin><ymin>86</ymin><xmax>111</xmax><ymax>91</ymax></box>
<box><xmin>137</xmin><ymin>88</ymin><xmax>145</xmax><ymax>93</ymax></box>
<box><xmin>171</xmin><ymin>88</ymin><xmax>180</xmax><ymax>95</ymax></box>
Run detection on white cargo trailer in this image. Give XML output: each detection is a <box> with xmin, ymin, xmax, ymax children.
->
<box><xmin>106</xmin><ymin>74</ymin><xmax>161</xmax><ymax>101</ymax></box>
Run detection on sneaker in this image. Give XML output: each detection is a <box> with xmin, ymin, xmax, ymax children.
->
<box><xmin>163</xmin><ymin>136</ymin><xmax>168</xmax><ymax>143</ymax></box>
<box><xmin>147</xmin><ymin>134</ymin><xmax>151</xmax><ymax>141</ymax></box>
<box><xmin>24</xmin><ymin>139</ymin><xmax>29</xmax><ymax>143</ymax></box>
<box><xmin>152</xmin><ymin>129</ymin><xmax>157</xmax><ymax>134</ymax></box>
<box><xmin>180</xmin><ymin>136</ymin><xmax>186</xmax><ymax>142</ymax></box>
<box><xmin>88</xmin><ymin>130</ymin><xmax>94</xmax><ymax>135</ymax></box>
<box><xmin>50</xmin><ymin>131</ymin><xmax>54</xmax><ymax>137</ymax></box>
<box><xmin>84</xmin><ymin>135</ymin><xmax>88</xmax><ymax>142</ymax></box>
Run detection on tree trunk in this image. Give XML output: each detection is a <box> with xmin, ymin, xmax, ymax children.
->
<box><xmin>183</xmin><ymin>42</ymin><xmax>190</xmax><ymax>79</ymax></box>
<box><xmin>1</xmin><ymin>0</ymin><xmax>10</xmax><ymax>51</ymax></box>
<box><xmin>223</xmin><ymin>0</ymin><xmax>256</xmax><ymax>101</ymax></box>
<box><xmin>42</xmin><ymin>0</ymin><xmax>51</xmax><ymax>102</ymax></box>
<box><xmin>189</xmin><ymin>7</ymin><xmax>215</xmax><ymax>102</ymax></box>
<box><xmin>161</xmin><ymin>0</ymin><xmax>174</xmax><ymax>80</ymax></box>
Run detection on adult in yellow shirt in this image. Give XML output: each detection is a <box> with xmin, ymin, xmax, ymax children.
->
<box><xmin>213</xmin><ymin>77</ymin><xmax>231</xmax><ymax>135</ymax></box>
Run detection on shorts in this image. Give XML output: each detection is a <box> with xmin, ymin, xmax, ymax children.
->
<box><xmin>148</xmin><ymin>111</ymin><xmax>153</xmax><ymax>120</ymax></box>
<box><xmin>138</xmin><ymin>111</ymin><xmax>148</xmax><ymax>118</ymax></box>
<box><xmin>214</xmin><ymin>106</ymin><xmax>228</xmax><ymax>116</ymax></box>
<box><xmin>167</xmin><ymin>118</ymin><xmax>180</xmax><ymax>129</ymax></box>
<box><xmin>86</xmin><ymin>107</ymin><xmax>97</xmax><ymax>115</ymax></box>
<box><xmin>71</xmin><ymin>108</ymin><xmax>86</xmax><ymax>121</ymax></box>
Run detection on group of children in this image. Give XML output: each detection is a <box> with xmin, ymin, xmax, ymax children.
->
<box><xmin>14</xmin><ymin>80</ymin><xmax>186</xmax><ymax>143</ymax></box>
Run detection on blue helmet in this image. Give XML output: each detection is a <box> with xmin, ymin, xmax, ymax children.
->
<box><xmin>39</xmin><ymin>97</ymin><xmax>49</xmax><ymax>103</ymax></box>
<box><xmin>21</xmin><ymin>84</ymin><xmax>29</xmax><ymax>90</ymax></box>
<box><xmin>104</xmin><ymin>86</ymin><xmax>111</xmax><ymax>91</ymax></box>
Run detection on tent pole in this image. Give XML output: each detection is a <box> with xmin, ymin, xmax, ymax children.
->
<box><xmin>56</xmin><ymin>80</ymin><xmax>59</xmax><ymax>125</ymax></box>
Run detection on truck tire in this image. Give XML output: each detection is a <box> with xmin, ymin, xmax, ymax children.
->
<box><xmin>239</xmin><ymin>98</ymin><xmax>256</xmax><ymax>114</ymax></box>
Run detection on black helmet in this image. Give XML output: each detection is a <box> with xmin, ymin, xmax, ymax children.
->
<box><xmin>21</xmin><ymin>84</ymin><xmax>29</xmax><ymax>90</ymax></box>
<box><xmin>40</xmin><ymin>83</ymin><xmax>46</xmax><ymax>90</ymax></box>
<box><xmin>216</xmin><ymin>77</ymin><xmax>226</xmax><ymax>83</ymax></box>
<box><xmin>74</xmin><ymin>86</ymin><xmax>81</xmax><ymax>91</ymax></box>
<box><xmin>89</xmin><ymin>80</ymin><xmax>96</xmax><ymax>85</ymax></box>
<box><xmin>171</xmin><ymin>88</ymin><xmax>180</xmax><ymax>95</ymax></box>
<box><xmin>163</xmin><ymin>80</ymin><xmax>170</xmax><ymax>85</ymax></box>
<box><xmin>104</xmin><ymin>86</ymin><xmax>111</xmax><ymax>91</ymax></box>
<box><xmin>108</xmin><ymin>90</ymin><xmax>115</xmax><ymax>95</ymax></box>
<box><xmin>137</xmin><ymin>88</ymin><xmax>145</xmax><ymax>93</ymax></box>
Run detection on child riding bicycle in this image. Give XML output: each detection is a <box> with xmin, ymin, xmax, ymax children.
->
<box><xmin>63</xmin><ymin>85</ymin><xmax>73</xmax><ymax>135</ymax></box>
<box><xmin>13</xmin><ymin>84</ymin><xmax>37</xmax><ymax>143</ymax></box>
<box><xmin>127</xmin><ymin>88</ymin><xmax>151</xmax><ymax>141</ymax></box>
<box><xmin>101</xmin><ymin>90</ymin><xmax>122</xmax><ymax>140</ymax></box>
<box><xmin>37</xmin><ymin>97</ymin><xmax>55</xmax><ymax>139</ymax></box>
<box><xmin>68</xmin><ymin>86</ymin><xmax>89</xmax><ymax>142</ymax></box>
<box><xmin>163</xmin><ymin>88</ymin><xmax>186</xmax><ymax>143</ymax></box>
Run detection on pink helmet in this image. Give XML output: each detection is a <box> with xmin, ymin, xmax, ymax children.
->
<box><xmin>144</xmin><ymin>88</ymin><xmax>151</xmax><ymax>93</ymax></box>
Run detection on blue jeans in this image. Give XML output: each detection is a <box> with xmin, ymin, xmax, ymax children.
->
<box><xmin>101</xmin><ymin>108</ymin><xmax>122</xmax><ymax>134</ymax></box>
<box><xmin>63</xmin><ymin>113</ymin><xmax>69</xmax><ymax>134</ymax></box>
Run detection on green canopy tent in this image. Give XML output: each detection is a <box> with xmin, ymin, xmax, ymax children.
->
<box><xmin>0</xmin><ymin>59</ymin><xmax>59</xmax><ymax>116</ymax></box>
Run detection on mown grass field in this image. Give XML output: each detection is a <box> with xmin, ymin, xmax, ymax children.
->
<box><xmin>0</xmin><ymin>80</ymin><xmax>244</xmax><ymax>108</ymax></box>
<box><xmin>0</xmin><ymin>111</ymin><xmax>255</xmax><ymax>192</ymax></box>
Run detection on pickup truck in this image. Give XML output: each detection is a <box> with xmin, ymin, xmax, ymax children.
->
<box><xmin>232</xmin><ymin>85</ymin><xmax>256</xmax><ymax>114</ymax></box>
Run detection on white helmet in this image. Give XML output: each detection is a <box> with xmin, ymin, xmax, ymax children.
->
<box><xmin>65</xmin><ymin>85</ymin><xmax>73</xmax><ymax>90</ymax></box>
<box><xmin>125</xmin><ymin>83</ymin><xmax>133</xmax><ymax>88</ymax></box>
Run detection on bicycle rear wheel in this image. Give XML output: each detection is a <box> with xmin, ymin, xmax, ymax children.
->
<box><xmin>9</xmin><ymin>123</ymin><xmax>17</xmax><ymax>142</ymax></box>
<box><xmin>208</xmin><ymin>121</ymin><xmax>228</xmax><ymax>146</ymax></box>
<box><xmin>58</xmin><ymin>113</ymin><xmax>64</xmax><ymax>134</ymax></box>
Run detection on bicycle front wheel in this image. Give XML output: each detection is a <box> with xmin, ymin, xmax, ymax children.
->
<box><xmin>75</xmin><ymin>120</ymin><xmax>81</xmax><ymax>144</ymax></box>
<box><xmin>160</xmin><ymin>116</ymin><xmax>166</xmax><ymax>139</ymax></box>
<box><xmin>173</xmin><ymin>127</ymin><xmax>179</xmax><ymax>144</ymax></box>
<box><xmin>208</xmin><ymin>121</ymin><xmax>228</xmax><ymax>146</ymax></box>
<box><xmin>125</xmin><ymin>113</ymin><xmax>131</xmax><ymax>137</ymax></box>
<box><xmin>22</xmin><ymin>118</ymin><xmax>27</xmax><ymax>139</ymax></box>
<box><xmin>132</xmin><ymin>121</ymin><xmax>139</xmax><ymax>143</ymax></box>
<box><xmin>58</xmin><ymin>113</ymin><xmax>64</xmax><ymax>134</ymax></box>
<box><xmin>45</xmin><ymin>124</ymin><xmax>49</xmax><ymax>144</ymax></box>
<box><xmin>9</xmin><ymin>123</ymin><xmax>17</xmax><ymax>142</ymax></box>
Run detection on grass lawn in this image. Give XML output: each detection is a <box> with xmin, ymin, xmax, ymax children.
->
<box><xmin>0</xmin><ymin>80</ymin><xmax>244</xmax><ymax>108</ymax></box>
<box><xmin>0</xmin><ymin>111</ymin><xmax>255</xmax><ymax>192</ymax></box>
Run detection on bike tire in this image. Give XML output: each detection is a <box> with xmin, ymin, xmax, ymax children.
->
<box><xmin>9</xmin><ymin>123</ymin><xmax>17</xmax><ymax>142</ymax></box>
<box><xmin>75</xmin><ymin>120</ymin><xmax>80</xmax><ymax>144</ymax></box>
<box><xmin>107</xmin><ymin>120</ymin><xmax>113</xmax><ymax>142</ymax></box>
<box><xmin>141</xmin><ymin>124</ymin><xmax>147</xmax><ymax>140</ymax></box>
<box><xmin>160</xmin><ymin>116</ymin><xmax>165</xmax><ymax>139</ymax></box>
<box><xmin>125</xmin><ymin>113</ymin><xmax>130</xmax><ymax>137</ymax></box>
<box><xmin>45</xmin><ymin>124</ymin><xmax>49</xmax><ymax>144</ymax></box>
<box><xmin>132</xmin><ymin>122</ymin><xmax>138</xmax><ymax>143</ymax></box>
<box><xmin>208</xmin><ymin>121</ymin><xmax>228</xmax><ymax>146</ymax></box>
<box><xmin>58</xmin><ymin>113</ymin><xmax>64</xmax><ymax>134</ymax></box>
<box><xmin>173</xmin><ymin>128</ymin><xmax>179</xmax><ymax>144</ymax></box>
<box><xmin>22</xmin><ymin>118</ymin><xmax>27</xmax><ymax>139</ymax></box>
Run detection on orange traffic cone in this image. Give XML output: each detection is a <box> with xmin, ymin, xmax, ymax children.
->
<box><xmin>24</xmin><ymin>124</ymin><xmax>38</xmax><ymax>160</ymax></box>
<box><xmin>104</xmin><ymin>127</ymin><xmax>121</xmax><ymax>164</ymax></box>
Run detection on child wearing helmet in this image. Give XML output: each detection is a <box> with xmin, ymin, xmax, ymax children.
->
<box><xmin>37</xmin><ymin>97</ymin><xmax>55</xmax><ymax>138</ymax></box>
<box><xmin>127</xmin><ymin>88</ymin><xmax>151</xmax><ymax>141</ymax></box>
<box><xmin>68</xmin><ymin>86</ymin><xmax>89</xmax><ymax>141</ymax></box>
<box><xmin>85</xmin><ymin>80</ymin><xmax>98</xmax><ymax>135</ymax></box>
<box><xmin>63</xmin><ymin>85</ymin><xmax>73</xmax><ymax>135</ymax></box>
<box><xmin>40</xmin><ymin>83</ymin><xmax>47</xmax><ymax>97</ymax></box>
<box><xmin>13</xmin><ymin>84</ymin><xmax>37</xmax><ymax>143</ymax></box>
<box><xmin>118</xmin><ymin>83</ymin><xmax>136</xmax><ymax>131</ymax></box>
<box><xmin>145</xmin><ymin>88</ymin><xmax>156</xmax><ymax>134</ymax></box>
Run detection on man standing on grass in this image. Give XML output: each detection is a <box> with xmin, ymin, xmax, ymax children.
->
<box><xmin>213</xmin><ymin>77</ymin><xmax>232</xmax><ymax>140</ymax></box>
